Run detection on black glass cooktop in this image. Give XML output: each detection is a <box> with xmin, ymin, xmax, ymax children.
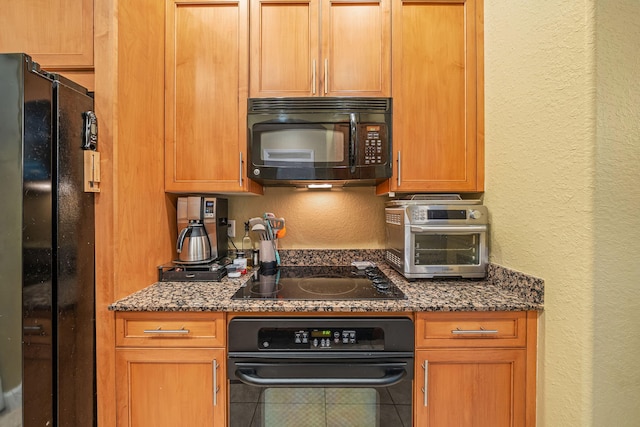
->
<box><xmin>231</xmin><ymin>265</ymin><xmax>406</xmax><ymax>300</ymax></box>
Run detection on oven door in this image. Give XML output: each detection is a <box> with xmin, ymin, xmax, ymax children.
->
<box><xmin>228</xmin><ymin>356</ymin><xmax>413</xmax><ymax>427</ymax></box>
<box><xmin>406</xmin><ymin>225</ymin><xmax>488</xmax><ymax>278</ymax></box>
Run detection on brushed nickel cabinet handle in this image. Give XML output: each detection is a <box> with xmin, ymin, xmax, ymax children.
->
<box><xmin>142</xmin><ymin>327</ymin><xmax>190</xmax><ymax>334</ymax></box>
<box><xmin>397</xmin><ymin>150</ymin><xmax>401</xmax><ymax>186</ymax></box>
<box><xmin>239</xmin><ymin>151</ymin><xmax>244</xmax><ymax>187</ymax></box>
<box><xmin>324</xmin><ymin>59</ymin><xmax>328</xmax><ymax>94</ymax></box>
<box><xmin>312</xmin><ymin>60</ymin><xmax>316</xmax><ymax>94</ymax></box>
<box><xmin>451</xmin><ymin>327</ymin><xmax>498</xmax><ymax>335</ymax></box>
<box><xmin>212</xmin><ymin>359</ymin><xmax>219</xmax><ymax>406</ymax></box>
<box><xmin>421</xmin><ymin>360</ymin><xmax>428</xmax><ymax>406</ymax></box>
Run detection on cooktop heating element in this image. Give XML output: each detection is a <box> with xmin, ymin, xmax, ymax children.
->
<box><xmin>231</xmin><ymin>265</ymin><xmax>406</xmax><ymax>300</ymax></box>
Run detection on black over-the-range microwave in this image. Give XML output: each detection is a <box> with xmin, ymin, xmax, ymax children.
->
<box><xmin>247</xmin><ymin>97</ymin><xmax>392</xmax><ymax>185</ymax></box>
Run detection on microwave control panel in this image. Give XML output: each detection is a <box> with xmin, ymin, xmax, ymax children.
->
<box><xmin>359</xmin><ymin>124</ymin><xmax>388</xmax><ymax>166</ymax></box>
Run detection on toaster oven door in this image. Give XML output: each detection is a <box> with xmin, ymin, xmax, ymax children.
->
<box><xmin>407</xmin><ymin>225</ymin><xmax>488</xmax><ymax>278</ymax></box>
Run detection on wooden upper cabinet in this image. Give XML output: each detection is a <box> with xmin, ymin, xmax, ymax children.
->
<box><xmin>0</xmin><ymin>0</ymin><xmax>94</xmax><ymax>89</ymax></box>
<box><xmin>250</xmin><ymin>0</ymin><xmax>390</xmax><ymax>97</ymax></box>
<box><xmin>378</xmin><ymin>0</ymin><xmax>484</xmax><ymax>194</ymax></box>
<box><xmin>250</xmin><ymin>0</ymin><xmax>318</xmax><ymax>97</ymax></box>
<box><xmin>165</xmin><ymin>0</ymin><xmax>262</xmax><ymax>194</ymax></box>
<box><xmin>0</xmin><ymin>0</ymin><xmax>93</xmax><ymax>69</ymax></box>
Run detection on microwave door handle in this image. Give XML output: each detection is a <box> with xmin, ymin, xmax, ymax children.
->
<box><xmin>349</xmin><ymin>113</ymin><xmax>357</xmax><ymax>173</ymax></box>
<box><xmin>410</xmin><ymin>225</ymin><xmax>488</xmax><ymax>233</ymax></box>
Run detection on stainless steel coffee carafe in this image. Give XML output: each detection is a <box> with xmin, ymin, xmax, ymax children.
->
<box><xmin>175</xmin><ymin>196</ymin><xmax>228</xmax><ymax>263</ymax></box>
<box><xmin>176</xmin><ymin>222</ymin><xmax>211</xmax><ymax>263</ymax></box>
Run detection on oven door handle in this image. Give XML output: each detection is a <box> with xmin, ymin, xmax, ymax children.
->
<box><xmin>410</xmin><ymin>225</ymin><xmax>487</xmax><ymax>233</ymax></box>
<box><xmin>234</xmin><ymin>363</ymin><xmax>407</xmax><ymax>387</ymax></box>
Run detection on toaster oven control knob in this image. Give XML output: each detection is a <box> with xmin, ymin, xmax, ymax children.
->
<box><xmin>469</xmin><ymin>209</ymin><xmax>483</xmax><ymax>220</ymax></box>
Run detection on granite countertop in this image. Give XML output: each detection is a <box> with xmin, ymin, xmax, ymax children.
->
<box><xmin>109</xmin><ymin>250</ymin><xmax>544</xmax><ymax>313</ymax></box>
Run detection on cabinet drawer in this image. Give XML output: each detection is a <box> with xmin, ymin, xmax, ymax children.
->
<box><xmin>116</xmin><ymin>312</ymin><xmax>225</xmax><ymax>348</ymax></box>
<box><xmin>415</xmin><ymin>311</ymin><xmax>527</xmax><ymax>348</ymax></box>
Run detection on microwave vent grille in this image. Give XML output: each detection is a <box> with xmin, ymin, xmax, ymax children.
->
<box><xmin>249</xmin><ymin>97</ymin><xmax>391</xmax><ymax>113</ymax></box>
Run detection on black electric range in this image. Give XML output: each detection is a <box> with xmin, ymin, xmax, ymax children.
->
<box><xmin>231</xmin><ymin>265</ymin><xmax>406</xmax><ymax>300</ymax></box>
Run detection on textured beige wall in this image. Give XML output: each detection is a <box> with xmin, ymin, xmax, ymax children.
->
<box><xmin>484</xmin><ymin>2</ymin><xmax>597</xmax><ymax>425</ymax></box>
<box><xmin>226</xmin><ymin>187</ymin><xmax>388</xmax><ymax>250</ymax></box>
<box><xmin>592</xmin><ymin>1</ymin><xmax>640</xmax><ymax>424</ymax></box>
<box><xmin>485</xmin><ymin>1</ymin><xmax>640</xmax><ymax>426</ymax></box>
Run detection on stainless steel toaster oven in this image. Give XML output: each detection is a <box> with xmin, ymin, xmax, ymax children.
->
<box><xmin>385</xmin><ymin>195</ymin><xmax>489</xmax><ymax>279</ymax></box>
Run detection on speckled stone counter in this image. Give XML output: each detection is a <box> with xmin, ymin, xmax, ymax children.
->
<box><xmin>109</xmin><ymin>250</ymin><xmax>544</xmax><ymax>313</ymax></box>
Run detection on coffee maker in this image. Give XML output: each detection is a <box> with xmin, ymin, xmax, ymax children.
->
<box><xmin>176</xmin><ymin>196</ymin><xmax>228</xmax><ymax>263</ymax></box>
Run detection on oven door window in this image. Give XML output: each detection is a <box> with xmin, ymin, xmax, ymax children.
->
<box><xmin>252</xmin><ymin>122</ymin><xmax>349</xmax><ymax>167</ymax></box>
<box><xmin>414</xmin><ymin>233</ymin><xmax>482</xmax><ymax>265</ymax></box>
<box><xmin>267</xmin><ymin>388</ymin><xmax>375</xmax><ymax>425</ymax></box>
<box><xmin>229</xmin><ymin>383</ymin><xmax>411</xmax><ymax>427</ymax></box>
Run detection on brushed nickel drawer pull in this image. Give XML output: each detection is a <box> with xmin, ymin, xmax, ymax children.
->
<box><xmin>143</xmin><ymin>327</ymin><xmax>190</xmax><ymax>334</ymax></box>
<box><xmin>451</xmin><ymin>326</ymin><xmax>498</xmax><ymax>335</ymax></box>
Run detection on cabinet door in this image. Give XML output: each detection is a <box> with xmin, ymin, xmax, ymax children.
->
<box><xmin>380</xmin><ymin>0</ymin><xmax>484</xmax><ymax>193</ymax></box>
<box><xmin>250</xmin><ymin>0</ymin><xmax>319</xmax><ymax>97</ymax></box>
<box><xmin>116</xmin><ymin>348</ymin><xmax>226</xmax><ymax>427</ymax></box>
<box><xmin>166</xmin><ymin>0</ymin><xmax>260</xmax><ymax>194</ymax></box>
<box><xmin>415</xmin><ymin>349</ymin><xmax>526</xmax><ymax>427</ymax></box>
<box><xmin>0</xmin><ymin>0</ymin><xmax>93</xmax><ymax>69</ymax></box>
<box><xmin>0</xmin><ymin>0</ymin><xmax>95</xmax><ymax>89</ymax></box>
<box><xmin>321</xmin><ymin>0</ymin><xmax>390</xmax><ymax>96</ymax></box>
<box><xmin>249</xmin><ymin>0</ymin><xmax>390</xmax><ymax>97</ymax></box>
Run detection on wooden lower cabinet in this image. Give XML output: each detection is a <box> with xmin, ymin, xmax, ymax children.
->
<box><xmin>414</xmin><ymin>311</ymin><xmax>537</xmax><ymax>427</ymax></box>
<box><xmin>115</xmin><ymin>312</ymin><xmax>226</xmax><ymax>427</ymax></box>
<box><xmin>111</xmin><ymin>311</ymin><xmax>535</xmax><ymax>426</ymax></box>
<box><xmin>415</xmin><ymin>349</ymin><xmax>526</xmax><ymax>426</ymax></box>
<box><xmin>115</xmin><ymin>348</ymin><xmax>225</xmax><ymax>427</ymax></box>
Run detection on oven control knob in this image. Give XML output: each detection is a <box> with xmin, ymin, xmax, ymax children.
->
<box><xmin>469</xmin><ymin>209</ymin><xmax>483</xmax><ymax>220</ymax></box>
<box><xmin>262</xmin><ymin>341</ymin><xmax>270</xmax><ymax>348</ymax></box>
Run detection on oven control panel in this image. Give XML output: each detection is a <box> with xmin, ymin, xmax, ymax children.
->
<box><xmin>258</xmin><ymin>327</ymin><xmax>384</xmax><ymax>350</ymax></box>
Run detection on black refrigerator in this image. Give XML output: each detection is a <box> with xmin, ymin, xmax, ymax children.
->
<box><xmin>0</xmin><ymin>53</ymin><xmax>97</xmax><ymax>426</ymax></box>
